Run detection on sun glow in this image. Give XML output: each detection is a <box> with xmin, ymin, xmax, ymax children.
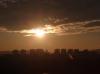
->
<box><xmin>21</xmin><ymin>25</ymin><xmax>60</xmax><ymax>37</ymax></box>
<box><xmin>33</xmin><ymin>29</ymin><xmax>46</xmax><ymax>38</ymax></box>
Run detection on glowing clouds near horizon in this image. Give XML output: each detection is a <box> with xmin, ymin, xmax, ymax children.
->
<box><xmin>33</xmin><ymin>29</ymin><xmax>46</xmax><ymax>38</ymax></box>
<box><xmin>22</xmin><ymin>28</ymin><xmax>46</xmax><ymax>38</ymax></box>
<box><xmin>21</xmin><ymin>25</ymin><xmax>59</xmax><ymax>37</ymax></box>
<box><xmin>1</xmin><ymin>19</ymin><xmax>100</xmax><ymax>37</ymax></box>
<box><xmin>15</xmin><ymin>19</ymin><xmax>100</xmax><ymax>37</ymax></box>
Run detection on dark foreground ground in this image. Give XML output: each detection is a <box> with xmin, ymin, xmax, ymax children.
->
<box><xmin>0</xmin><ymin>49</ymin><xmax>100</xmax><ymax>74</ymax></box>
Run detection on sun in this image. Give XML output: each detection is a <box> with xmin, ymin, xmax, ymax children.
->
<box><xmin>22</xmin><ymin>25</ymin><xmax>55</xmax><ymax>37</ymax></box>
<box><xmin>33</xmin><ymin>29</ymin><xmax>46</xmax><ymax>38</ymax></box>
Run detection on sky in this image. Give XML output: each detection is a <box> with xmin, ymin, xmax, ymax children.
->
<box><xmin>0</xmin><ymin>0</ymin><xmax>100</xmax><ymax>51</ymax></box>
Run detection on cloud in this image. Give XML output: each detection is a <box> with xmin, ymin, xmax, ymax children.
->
<box><xmin>0</xmin><ymin>0</ymin><xmax>100</xmax><ymax>31</ymax></box>
<box><xmin>0</xmin><ymin>27</ymin><xmax>7</xmax><ymax>31</ymax></box>
<box><xmin>0</xmin><ymin>0</ymin><xmax>27</xmax><ymax>7</ymax></box>
<box><xmin>84</xmin><ymin>21</ymin><xmax>100</xmax><ymax>27</ymax></box>
<box><xmin>58</xmin><ymin>20</ymin><xmax>100</xmax><ymax>35</ymax></box>
<box><xmin>0</xmin><ymin>19</ymin><xmax>100</xmax><ymax>37</ymax></box>
<box><xmin>0</xmin><ymin>0</ymin><xmax>100</xmax><ymax>36</ymax></box>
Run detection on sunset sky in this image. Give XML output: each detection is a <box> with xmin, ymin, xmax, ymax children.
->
<box><xmin>0</xmin><ymin>0</ymin><xmax>100</xmax><ymax>51</ymax></box>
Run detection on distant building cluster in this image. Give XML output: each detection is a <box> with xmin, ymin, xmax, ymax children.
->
<box><xmin>0</xmin><ymin>48</ymin><xmax>100</xmax><ymax>74</ymax></box>
<box><xmin>0</xmin><ymin>48</ymin><xmax>100</xmax><ymax>60</ymax></box>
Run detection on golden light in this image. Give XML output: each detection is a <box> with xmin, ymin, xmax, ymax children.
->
<box><xmin>33</xmin><ymin>29</ymin><xmax>46</xmax><ymax>38</ymax></box>
<box><xmin>21</xmin><ymin>25</ymin><xmax>59</xmax><ymax>37</ymax></box>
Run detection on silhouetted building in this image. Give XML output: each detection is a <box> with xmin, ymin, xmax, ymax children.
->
<box><xmin>1</xmin><ymin>48</ymin><xmax>100</xmax><ymax>74</ymax></box>
<box><xmin>20</xmin><ymin>49</ymin><xmax>27</xmax><ymax>55</ymax></box>
<box><xmin>35</xmin><ymin>49</ymin><xmax>44</xmax><ymax>55</ymax></box>
<box><xmin>30</xmin><ymin>49</ymin><xmax>45</xmax><ymax>56</ymax></box>
<box><xmin>61</xmin><ymin>49</ymin><xmax>67</xmax><ymax>56</ymax></box>
<box><xmin>68</xmin><ymin>49</ymin><xmax>73</xmax><ymax>54</ymax></box>
<box><xmin>12</xmin><ymin>49</ymin><xmax>19</xmax><ymax>55</ymax></box>
<box><xmin>30</xmin><ymin>49</ymin><xmax>36</xmax><ymax>55</ymax></box>
<box><xmin>95</xmin><ymin>49</ymin><xmax>100</xmax><ymax>54</ymax></box>
<box><xmin>54</xmin><ymin>49</ymin><xmax>60</xmax><ymax>56</ymax></box>
<box><xmin>45</xmin><ymin>49</ymin><xmax>50</xmax><ymax>55</ymax></box>
<box><xmin>82</xmin><ymin>49</ymin><xmax>89</xmax><ymax>54</ymax></box>
<box><xmin>74</xmin><ymin>49</ymin><xmax>80</xmax><ymax>53</ymax></box>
